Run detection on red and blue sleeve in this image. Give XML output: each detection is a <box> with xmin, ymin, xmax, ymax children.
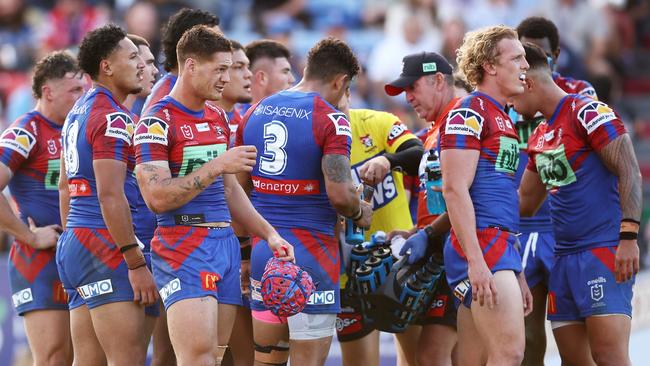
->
<box><xmin>439</xmin><ymin>102</ymin><xmax>484</xmax><ymax>151</ymax></box>
<box><xmin>235</xmin><ymin>102</ymin><xmax>260</xmax><ymax>147</ymax></box>
<box><xmin>575</xmin><ymin>99</ymin><xmax>626</xmax><ymax>152</ymax></box>
<box><xmin>134</xmin><ymin>111</ymin><xmax>170</xmax><ymax>164</ymax></box>
<box><xmin>312</xmin><ymin>97</ymin><xmax>350</xmax><ymax>156</ymax></box>
<box><xmin>88</xmin><ymin>105</ymin><xmax>133</xmax><ymax>163</ymax></box>
<box><xmin>0</xmin><ymin>117</ymin><xmax>35</xmax><ymax>173</ymax></box>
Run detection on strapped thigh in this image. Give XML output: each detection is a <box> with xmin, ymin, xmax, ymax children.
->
<box><xmin>253</xmin><ymin>342</ymin><xmax>289</xmax><ymax>365</ymax></box>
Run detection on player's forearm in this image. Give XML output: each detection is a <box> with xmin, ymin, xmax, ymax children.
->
<box><xmin>138</xmin><ymin>162</ymin><xmax>221</xmax><ymax>213</ymax></box>
<box><xmin>98</xmin><ymin>193</ymin><xmax>137</xmax><ymax>247</ymax></box>
<box><xmin>444</xmin><ymin>186</ymin><xmax>483</xmax><ymax>263</ymax></box>
<box><xmin>519</xmin><ymin>170</ymin><xmax>547</xmax><ymax>217</ymax></box>
<box><xmin>0</xmin><ymin>195</ymin><xmax>34</xmax><ymax>244</ymax></box>
<box><xmin>425</xmin><ymin>212</ymin><xmax>451</xmax><ymax>236</ymax></box>
<box><xmin>225</xmin><ymin>176</ymin><xmax>276</xmax><ymax>240</ymax></box>
<box><xmin>599</xmin><ymin>134</ymin><xmax>643</xmax><ymax>221</ymax></box>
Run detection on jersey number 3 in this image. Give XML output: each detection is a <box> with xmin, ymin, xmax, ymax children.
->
<box><xmin>260</xmin><ymin>121</ymin><xmax>288</xmax><ymax>175</ymax></box>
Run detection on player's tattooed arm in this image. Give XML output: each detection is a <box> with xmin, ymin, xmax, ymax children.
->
<box><xmin>598</xmin><ymin>133</ymin><xmax>643</xmax><ymax>221</ymax></box>
<box><xmin>136</xmin><ymin>161</ymin><xmax>215</xmax><ymax>213</ymax></box>
<box><xmin>322</xmin><ymin>154</ymin><xmax>363</xmax><ymax>219</ymax></box>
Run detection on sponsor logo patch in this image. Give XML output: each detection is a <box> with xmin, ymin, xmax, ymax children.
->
<box><xmin>0</xmin><ymin>127</ymin><xmax>36</xmax><ymax>157</ymax></box>
<box><xmin>307</xmin><ymin>290</ymin><xmax>336</xmax><ymax>305</ymax></box>
<box><xmin>328</xmin><ymin>112</ymin><xmax>352</xmax><ymax>137</ymax></box>
<box><xmin>422</xmin><ymin>62</ymin><xmax>437</xmax><ymax>73</ymax></box>
<box><xmin>77</xmin><ymin>279</ymin><xmax>113</xmax><ymax>299</ymax></box>
<box><xmin>105</xmin><ymin>112</ymin><xmax>135</xmax><ymax>144</ymax></box>
<box><xmin>426</xmin><ymin>295</ymin><xmax>448</xmax><ymax>317</ymax></box>
<box><xmin>445</xmin><ymin>108</ymin><xmax>484</xmax><ymax>138</ymax></box>
<box><xmin>134</xmin><ymin>117</ymin><xmax>169</xmax><ymax>145</ymax></box>
<box><xmin>180</xmin><ymin>124</ymin><xmax>194</xmax><ymax>140</ymax></box>
<box><xmin>250</xmin><ymin>278</ymin><xmax>262</xmax><ymax>301</ymax></box>
<box><xmin>12</xmin><ymin>288</ymin><xmax>33</xmax><ymax>308</ymax></box>
<box><xmin>359</xmin><ymin>134</ymin><xmax>374</xmax><ymax>149</ymax></box>
<box><xmin>453</xmin><ymin>279</ymin><xmax>470</xmax><ymax>303</ymax></box>
<box><xmin>577</xmin><ymin>101</ymin><xmax>616</xmax><ymax>135</ymax></box>
<box><xmin>201</xmin><ymin>271</ymin><xmax>220</xmax><ymax>291</ymax></box>
<box><xmin>159</xmin><ymin>278</ymin><xmax>181</xmax><ymax>301</ymax></box>
<box><xmin>252</xmin><ymin>177</ymin><xmax>320</xmax><ymax>195</ymax></box>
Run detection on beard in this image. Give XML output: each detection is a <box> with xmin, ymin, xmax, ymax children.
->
<box><xmin>129</xmin><ymin>87</ymin><xmax>144</xmax><ymax>95</ymax></box>
<box><xmin>236</xmin><ymin>95</ymin><xmax>253</xmax><ymax>104</ymax></box>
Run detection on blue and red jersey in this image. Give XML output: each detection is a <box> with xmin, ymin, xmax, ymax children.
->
<box><xmin>526</xmin><ymin>95</ymin><xmax>626</xmax><ymax>254</ymax></box>
<box><xmin>553</xmin><ymin>72</ymin><xmax>597</xmax><ymax>100</ymax></box>
<box><xmin>0</xmin><ymin>111</ymin><xmax>62</xmax><ymax>227</ymax></box>
<box><xmin>440</xmin><ymin>91</ymin><xmax>520</xmax><ymax>231</ymax></box>
<box><xmin>236</xmin><ymin>90</ymin><xmax>351</xmax><ymax>236</ymax></box>
<box><xmin>142</xmin><ymin>73</ymin><xmax>177</xmax><ymax>113</ymax></box>
<box><xmin>61</xmin><ymin>86</ymin><xmax>137</xmax><ymax>228</ymax></box>
<box><xmin>135</xmin><ymin>73</ymin><xmax>177</xmax><ymax>246</ymax></box>
<box><xmin>135</xmin><ymin>96</ymin><xmax>231</xmax><ymax>226</ymax></box>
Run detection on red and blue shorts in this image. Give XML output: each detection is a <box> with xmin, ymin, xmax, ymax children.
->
<box><xmin>10</xmin><ymin>241</ymin><xmax>68</xmax><ymax>315</ymax></box>
<box><xmin>151</xmin><ymin>226</ymin><xmax>242</xmax><ymax>310</ymax></box>
<box><xmin>547</xmin><ymin>245</ymin><xmax>634</xmax><ymax>321</ymax></box>
<box><xmin>56</xmin><ymin>228</ymin><xmax>135</xmax><ymax>310</ymax></box>
<box><xmin>444</xmin><ymin>227</ymin><xmax>522</xmax><ymax>309</ymax></box>
<box><xmin>250</xmin><ymin>228</ymin><xmax>340</xmax><ymax>314</ymax></box>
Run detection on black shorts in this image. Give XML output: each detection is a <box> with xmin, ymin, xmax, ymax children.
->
<box><xmin>336</xmin><ymin>306</ymin><xmax>375</xmax><ymax>342</ymax></box>
<box><xmin>416</xmin><ymin>273</ymin><xmax>457</xmax><ymax>328</ymax></box>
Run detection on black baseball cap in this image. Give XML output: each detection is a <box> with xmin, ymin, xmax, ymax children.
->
<box><xmin>385</xmin><ymin>52</ymin><xmax>453</xmax><ymax>96</ymax></box>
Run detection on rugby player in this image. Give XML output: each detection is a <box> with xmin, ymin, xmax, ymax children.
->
<box><xmin>401</xmin><ymin>26</ymin><xmax>532</xmax><ymax>365</ymax></box>
<box><xmin>124</xmin><ymin>34</ymin><xmax>159</xmax><ymax>116</ymax></box>
<box><xmin>245</xmin><ymin>39</ymin><xmax>295</xmax><ymax>106</ymax></box>
<box><xmin>142</xmin><ymin>8</ymin><xmax>221</xmax><ymax>112</ymax></box>
<box><xmin>384</xmin><ymin>51</ymin><xmax>461</xmax><ymax>366</ymax></box>
<box><xmin>516</xmin><ymin>42</ymin><xmax>641</xmax><ymax>366</ymax></box>
<box><xmin>517</xmin><ymin>16</ymin><xmax>598</xmax><ymax>99</ymax></box>
<box><xmin>57</xmin><ymin>24</ymin><xmax>157</xmax><ymax>366</ymax></box>
<box><xmin>215</xmin><ymin>39</ymin><xmax>255</xmax><ymax>366</ymax></box>
<box><xmin>0</xmin><ymin>51</ymin><xmax>84</xmax><ymax>366</ymax></box>
<box><xmin>236</xmin><ymin>37</ymin><xmax>372</xmax><ymax>366</ymax></box>
<box><xmin>513</xmin><ymin>17</ymin><xmax>598</xmax><ymax>364</ymax></box>
<box><xmin>336</xmin><ymin>86</ymin><xmax>423</xmax><ymax>366</ymax></box>
<box><xmin>134</xmin><ymin>25</ymin><xmax>294</xmax><ymax>366</ymax></box>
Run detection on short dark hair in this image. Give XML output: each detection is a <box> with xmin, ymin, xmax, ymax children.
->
<box><xmin>516</xmin><ymin>17</ymin><xmax>560</xmax><ymax>53</ymax></box>
<box><xmin>177</xmin><ymin>25</ymin><xmax>231</xmax><ymax>65</ymax></box>
<box><xmin>230</xmin><ymin>40</ymin><xmax>244</xmax><ymax>51</ymax></box>
<box><xmin>161</xmin><ymin>8</ymin><xmax>220</xmax><ymax>72</ymax></box>
<box><xmin>523</xmin><ymin>42</ymin><xmax>551</xmax><ymax>71</ymax></box>
<box><xmin>127</xmin><ymin>33</ymin><xmax>150</xmax><ymax>48</ymax></box>
<box><xmin>78</xmin><ymin>24</ymin><xmax>127</xmax><ymax>80</ymax></box>
<box><xmin>304</xmin><ymin>37</ymin><xmax>359</xmax><ymax>82</ymax></box>
<box><xmin>245</xmin><ymin>39</ymin><xmax>291</xmax><ymax>68</ymax></box>
<box><xmin>32</xmin><ymin>51</ymin><xmax>80</xmax><ymax>98</ymax></box>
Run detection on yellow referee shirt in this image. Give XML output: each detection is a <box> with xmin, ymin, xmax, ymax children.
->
<box><xmin>349</xmin><ymin>109</ymin><xmax>416</xmax><ymax>240</ymax></box>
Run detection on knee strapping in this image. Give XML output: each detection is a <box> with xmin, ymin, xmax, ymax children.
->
<box><xmin>254</xmin><ymin>342</ymin><xmax>289</xmax><ymax>365</ymax></box>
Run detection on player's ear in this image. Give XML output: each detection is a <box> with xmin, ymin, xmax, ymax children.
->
<box><xmin>255</xmin><ymin>69</ymin><xmax>266</xmax><ymax>85</ymax></box>
<box><xmin>332</xmin><ymin>73</ymin><xmax>349</xmax><ymax>93</ymax></box>
<box><xmin>41</xmin><ymin>84</ymin><xmax>52</xmax><ymax>101</ymax></box>
<box><xmin>99</xmin><ymin>59</ymin><xmax>112</xmax><ymax>77</ymax></box>
<box><xmin>483</xmin><ymin>61</ymin><xmax>497</xmax><ymax>76</ymax></box>
<box><xmin>184</xmin><ymin>58</ymin><xmax>195</xmax><ymax>74</ymax></box>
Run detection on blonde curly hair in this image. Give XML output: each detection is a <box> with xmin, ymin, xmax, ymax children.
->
<box><xmin>456</xmin><ymin>25</ymin><xmax>518</xmax><ymax>87</ymax></box>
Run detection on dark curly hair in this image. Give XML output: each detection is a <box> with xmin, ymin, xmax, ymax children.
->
<box><xmin>177</xmin><ymin>25</ymin><xmax>232</xmax><ymax>65</ymax></box>
<box><xmin>161</xmin><ymin>8</ymin><xmax>220</xmax><ymax>72</ymax></box>
<box><xmin>78</xmin><ymin>24</ymin><xmax>126</xmax><ymax>80</ymax></box>
<box><xmin>32</xmin><ymin>50</ymin><xmax>80</xmax><ymax>98</ymax></box>
<box><xmin>516</xmin><ymin>17</ymin><xmax>560</xmax><ymax>53</ymax></box>
<box><xmin>245</xmin><ymin>39</ymin><xmax>291</xmax><ymax>68</ymax></box>
<box><xmin>305</xmin><ymin>37</ymin><xmax>359</xmax><ymax>82</ymax></box>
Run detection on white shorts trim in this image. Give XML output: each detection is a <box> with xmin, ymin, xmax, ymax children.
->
<box><xmin>287</xmin><ymin>313</ymin><xmax>336</xmax><ymax>340</ymax></box>
<box><xmin>551</xmin><ymin>320</ymin><xmax>582</xmax><ymax>330</ymax></box>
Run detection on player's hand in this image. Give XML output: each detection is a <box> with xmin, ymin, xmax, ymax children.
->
<box><xmin>358</xmin><ymin>156</ymin><xmax>390</xmax><ymax>186</ymax></box>
<box><xmin>267</xmin><ymin>233</ymin><xmax>294</xmax><ymax>262</ymax></box>
<box><xmin>214</xmin><ymin>145</ymin><xmax>257</xmax><ymax>174</ymax></box>
<box><xmin>27</xmin><ymin>217</ymin><xmax>62</xmax><ymax>250</ymax></box>
<box><xmin>398</xmin><ymin>229</ymin><xmax>429</xmax><ymax>264</ymax></box>
<box><xmin>240</xmin><ymin>260</ymin><xmax>251</xmax><ymax>296</ymax></box>
<box><xmin>128</xmin><ymin>266</ymin><xmax>159</xmax><ymax>306</ymax></box>
<box><xmin>353</xmin><ymin>200</ymin><xmax>373</xmax><ymax>229</ymax></box>
<box><xmin>387</xmin><ymin>227</ymin><xmax>418</xmax><ymax>241</ymax></box>
<box><xmin>615</xmin><ymin>239</ymin><xmax>639</xmax><ymax>283</ymax></box>
<box><xmin>518</xmin><ymin>272</ymin><xmax>533</xmax><ymax>316</ymax></box>
<box><xmin>468</xmin><ymin>260</ymin><xmax>498</xmax><ymax>309</ymax></box>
